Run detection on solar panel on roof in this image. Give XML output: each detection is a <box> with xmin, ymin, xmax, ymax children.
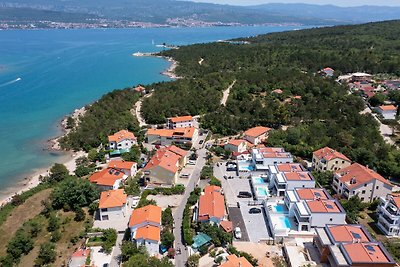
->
<box><xmin>326</xmin><ymin>204</ymin><xmax>334</xmax><ymax>209</ymax></box>
<box><xmin>365</xmin><ymin>245</ymin><xmax>375</xmax><ymax>252</ymax></box>
<box><xmin>351</xmin><ymin>232</ymin><xmax>361</xmax><ymax>239</ymax></box>
<box><xmin>315</xmin><ymin>192</ymin><xmax>321</xmax><ymax>197</ymax></box>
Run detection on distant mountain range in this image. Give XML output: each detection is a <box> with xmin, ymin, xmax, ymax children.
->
<box><xmin>0</xmin><ymin>0</ymin><xmax>399</xmax><ymax>27</ymax></box>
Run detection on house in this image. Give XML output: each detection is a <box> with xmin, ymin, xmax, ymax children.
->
<box><xmin>143</xmin><ymin>146</ymin><xmax>187</xmax><ymax>185</ymax></box>
<box><xmin>146</xmin><ymin>127</ymin><xmax>198</xmax><ymax>146</ymax></box>
<box><xmin>377</xmin><ymin>194</ymin><xmax>400</xmax><ymax>237</ymax></box>
<box><xmin>220</xmin><ymin>254</ymin><xmax>253</xmax><ymax>267</ymax></box>
<box><xmin>108</xmin><ymin>160</ymin><xmax>137</xmax><ymax>177</ymax></box>
<box><xmin>98</xmin><ymin>189</ymin><xmax>127</xmax><ymax>221</ymax></box>
<box><xmin>68</xmin><ymin>248</ymin><xmax>92</xmax><ymax>267</ymax></box>
<box><xmin>224</xmin><ymin>139</ymin><xmax>249</xmax><ymax>153</ymax></box>
<box><xmin>134</xmin><ymin>85</ymin><xmax>146</xmax><ymax>95</ymax></box>
<box><xmin>351</xmin><ymin>72</ymin><xmax>373</xmax><ymax>82</ymax></box>
<box><xmin>244</xmin><ymin>126</ymin><xmax>272</xmax><ymax>145</ymax></box>
<box><xmin>376</xmin><ymin>105</ymin><xmax>397</xmax><ymax>120</ymax></box>
<box><xmin>312</xmin><ymin>147</ymin><xmax>351</xmax><ymax>172</ymax></box>
<box><xmin>333</xmin><ymin>163</ymin><xmax>393</xmax><ymax>202</ymax></box>
<box><xmin>108</xmin><ymin>130</ymin><xmax>137</xmax><ymax>152</ymax></box>
<box><xmin>314</xmin><ymin>224</ymin><xmax>396</xmax><ymax>267</ymax></box>
<box><xmin>220</xmin><ymin>220</ymin><xmax>233</xmax><ymax>233</ymax></box>
<box><xmin>321</xmin><ymin>67</ymin><xmax>334</xmax><ymax>77</ymax></box>
<box><xmin>89</xmin><ymin>168</ymin><xmax>127</xmax><ymax>191</ymax></box>
<box><xmin>251</xmin><ymin>147</ymin><xmax>293</xmax><ymax>171</ymax></box>
<box><xmin>167</xmin><ymin>115</ymin><xmax>194</xmax><ymax>129</ymax></box>
<box><xmin>198</xmin><ymin>185</ymin><xmax>225</xmax><ymax>224</ymax></box>
<box><xmin>129</xmin><ymin>205</ymin><xmax>162</xmax><ymax>256</ymax></box>
<box><xmin>271</xmin><ymin>170</ymin><xmax>316</xmax><ymax>196</ymax></box>
<box><xmin>285</xmin><ymin>188</ymin><xmax>332</xmax><ymax>211</ymax></box>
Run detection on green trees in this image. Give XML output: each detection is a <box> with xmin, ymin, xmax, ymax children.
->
<box><xmin>187</xmin><ymin>254</ymin><xmax>200</xmax><ymax>267</ymax></box>
<box><xmin>6</xmin><ymin>229</ymin><xmax>34</xmax><ymax>262</ymax></box>
<box><xmin>48</xmin><ymin>163</ymin><xmax>70</xmax><ymax>183</ymax></box>
<box><xmin>102</xmin><ymin>229</ymin><xmax>118</xmax><ymax>254</ymax></box>
<box><xmin>122</xmin><ymin>145</ymin><xmax>141</xmax><ymax>163</ymax></box>
<box><xmin>51</xmin><ymin>177</ymin><xmax>99</xmax><ymax>211</ymax></box>
<box><xmin>340</xmin><ymin>195</ymin><xmax>368</xmax><ymax>223</ymax></box>
<box><xmin>35</xmin><ymin>242</ymin><xmax>57</xmax><ymax>266</ymax></box>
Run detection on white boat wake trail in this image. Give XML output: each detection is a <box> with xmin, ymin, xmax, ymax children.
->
<box><xmin>0</xmin><ymin>77</ymin><xmax>21</xmax><ymax>88</ymax></box>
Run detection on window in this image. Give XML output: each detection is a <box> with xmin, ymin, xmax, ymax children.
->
<box><xmin>329</xmin><ymin>218</ymin><xmax>333</xmax><ymax>221</ymax></box>
<box><xmin>362</xmin><ymin>190</ymin><xmax>366</xmax><ymax>194</ymax></box>
<box><xmin>342</xmin><ymin>160</ymin><xmax>345</xmax><ymax>163</ymax></box>
<box><xmin>101</xmin><ymin>215</ymin><xmax>109</xmax><ymax>220</ymax></box>
<box><xmin>101</xmin><ymin>208</ymin><xmax>108</xmax><ymax>212</ymax></box>
<box><xmin>361</xmin><ymin>197</ymin><xmax>365</xmax><ymax>201</ymax></box>
<box><xmin>364</xmin><ymin>184</ymin><xmax>367</xmax><ymax>187</ymax></box>
<box><xmin>335</xmin><ymin>161</ymin><xmax>338</xmax><ymax>164</ymax></box>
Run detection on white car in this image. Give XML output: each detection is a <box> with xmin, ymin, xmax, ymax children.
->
<box><xmin>234</xmin><ymin>227</ymin><xmax>242</xmax><ymax>239</ymax></box>
<box><xmin>188</xmin><ymin>160</ymin><xmax>196</xmax><ymax>165</ymax></box>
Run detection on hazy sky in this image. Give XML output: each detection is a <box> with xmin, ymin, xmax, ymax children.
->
<box><xmin>190</xmin><ymin>0</ymin><xmax>400</xmax><ymax>6</ymax></box>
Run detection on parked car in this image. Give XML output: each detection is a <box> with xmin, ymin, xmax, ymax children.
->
<box><xmin>249</xmin><ymin>207</ymin><xmax>262</xmax><ymax>214</ymax></box>
<box><xmin>180</xmin><ymin>174</ymin><xmax>190</xmax><ymax>178</ymax></box>
<box><xmin>234</xmin><ymin>227</ymin><xmax>242</xmax><ymax>239</ymax></box>
<box><xmin>188</xmin><ymin>160</ymin><xmax>196</xmax><ymax>165</ymax></box>
<box><xmin>237</xmin><ymin>191</ymin><xmax>252</xmax><ymax>198</ymax></box>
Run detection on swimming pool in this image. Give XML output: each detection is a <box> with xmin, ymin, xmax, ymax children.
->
<box><xmin>270</xmin><ymin>214</ymin><xmax>292</xmax><ymax>232</ymax></box>
<box><xmin>239</xmin><ymin>165</ymin><xmax>254</xmax><ymax>171</ymax></box>
<box><xmin>257</xmin><ymin>187</ymin><xmax>269</xmax><ymax>196</ymax></box>
<box><xmin>253</xmin><ymin>176</ymin><xmax>266</xmax><ymax>184</ymax></box>
<box><xmin>279</xmin><ymin>216</ymin><xmax>291</xmax><ymax>228</ymax></box>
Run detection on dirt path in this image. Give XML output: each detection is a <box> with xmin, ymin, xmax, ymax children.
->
<box><xmin>198</xmin><ymin>57</ymin><xmax>204</xmax><ymax>65</ymax></box>
<box><xmin>221</xmin><ymin>80</ymin><xmax>236</xmax><ymax>106</ymax></box>
<box><xmin>0</xmin><ymin>188</ymin><xmax>52</xmax><ymax>256</ymax></box>
<box><xmin>132</xmin><ymin>93</ymin><xmax>153</xmax><ymax>127</ymax></box>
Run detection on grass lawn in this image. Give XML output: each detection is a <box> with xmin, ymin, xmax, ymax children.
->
<box><xmin>0</xmin><ymin>188</ymin><xmax>52</xmax><ymax>257</ymax></box>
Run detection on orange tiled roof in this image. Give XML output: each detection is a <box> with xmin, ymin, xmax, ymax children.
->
<box><xmin>147</xmin><ymin>127</ymin><xmax>196</xmax><ymax>139</ymax></box>
<box><xmin>284</xmin><ymin>171</ymin><xmax>313</xmax><ymax>181</ymax></box>
<box><xmin>227</xmin><ymin>139</ymin><xmax>248</xmax><ymax>147</ymax></box>
<box><xmin>168</xmin><ymin>115</ymin><xmax>193</xmax><ymax>123</ymax></box>
<box><xmin>313</xmin><ymin>146</ymin><xmax>351</xmax><ymax>162</ymax></box>
<box><xmin>166</xmin><ymin>145</ymin><xmax>188</xmax><ymax>158</ymax></box>
<box><xmin>72</xmin><ymin>249</ymin><xmax>91</xmax><ymax>258</ymax></box>
<box><xmin>129</xmin><ymin>205</ymin><xmax>161</xmax><ymax>227</ymax></box>
<box><xmin>99</xmin><ymin>189</ymin><xmax>127</xmax><ymax>209</ymax></box>
<box><xmin>198</xmin><ymin>185</ymin><xmax>225</xmax><ymax>221</ymax></box>
<box><xmin>220</xmin><ymin>220</ymin><xmax>233</xmax><ymax>233</ymax></box>
<box><xmin>390</xmin><ymin>194</ymin><xmax>400</xmax><ymax>209</ymax></box>
<box><xmin>143</xmin><ymin>148</ymin><xmax>181</xmax><ymax>173</ymax></box>
<box><xmin>135</xmin><ymin>225</ymin><xmax>160</xmax><ymax>242</ymax></box>
<box><xmin>134</xmin><ymin>85</ymin><xmax>146</xmax><ymax>92</ymax></box>
<box><xmin>89</xmin><ymin>168</ymin><xmax>124</xmax><ymax>186</ymax></box>
<box><xmin>259</xmin><ymin>147</ymin><xmax>285</xmax><ymax>153</ymax></box>
<box><xmin>220</xmin><ymin>254</ymin><xmax>253</xmax><ymax>267</ymax></box>
<box><xmin>335</xmin><ymin>163</ymin><xmax>392</xmax><ymax>189</ymax></box>
<box><xmin>108</xmin><ymin>160</ymin><xmax>136</xmax><ymax>170</ymax></box>
<box><xmin>342</xmin><ymin>243</ymin><xmax>391</xmax><ymax>263</ymax></box>
<box><xmin>379</xmin><ymin>105</ymin><xmax>397</xmax><ymax>111</ymax></box>
<box><xmin>295</xmin><ymin>188</ymin><xmax>329</xmax><ymax>200</ymax></box>
<box><xmin>276</xmin><ymin>163</ymin><xmax>304</xmax><ymax>172</ymax></box>
<box><xmin>108</xmin><ymin>130</ymin><xmax>136</xmax><ymax>142</ymax></box>
<box><xmin>244</xmin><ymin>126</ymin><xmax>271</xmax><ymax>138</ymax></box>
<box><xmin>306</xmin><ymin>199</ymin><xmax>342</xmax><ymax>213</ymax></box>
<box><xmin>327</xmin><ymin>225</ymin><xmax>370</xmax><ymax>243</ymax></box>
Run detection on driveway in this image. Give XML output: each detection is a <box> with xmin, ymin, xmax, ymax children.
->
<box><xmin>239</xmin><ymin>204</ymin><xmax>271</xmax><ymax>242</ymax></box>
<box><xmin>110</xmin><ymin>233</ymin><xmax>124</xmax><ymax>267</ymax></box>
<box><xmin>360</xmin><ymin>106</ymin><xmax>396</xmax><ymax>146</ymax></box>
<box><xmin>173</xmin><ymin>146</ymin><xmax>208</xmax><ymax>267</ymax></box>
<box><xmin>228</xmin><ymin>207</ymin><xmax>249</xmax><ymax>242</ymax></box>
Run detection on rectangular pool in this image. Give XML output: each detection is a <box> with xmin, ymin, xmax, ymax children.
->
<box><xmin>252</xmin><ymin>176</ymin><xmax>267</xmax><ymax>184</ymax></box>
<box><xmin>257</xmin><ymin>187</ymin><xmax>269</xmax><ymax>196</ymax></box>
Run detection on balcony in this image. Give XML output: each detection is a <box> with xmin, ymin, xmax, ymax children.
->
<box><xmin>380</xmin><ymin>213</ymin><xmax>397</xmax><ymax>225</ymax></box>
<box><xmin>294</xmin><ymin>207</ymin><xmax>309</xmax><ymax>223</ymax></box>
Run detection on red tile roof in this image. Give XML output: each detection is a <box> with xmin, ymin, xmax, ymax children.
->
<box><xmin>108</xmin><ymin>160</ymin><xmax>136</xmax><ymax>170</ymax></box>
<box><xmin>227</xmin><ymin>139</ymin><xmax>249</xmax><ymax>147</ymax></box>
<box><xmin>129</xmin><ymin>205</ymin><xmax>161</xmax><ymax>227</ymax></box>
<box><xmin>306</xmin><ymin>199</ymin><xmax>342</xmax><ymax>213</ymax></box>
<box><xmin>166</xmin><ymin>145</ymin><xmax>188</xmax><ymax>158</ymax></box>
<box><xmin>313</xmin><ymin>146</ymin><xmax>350</xmax><ymax>162</ymax></box>
<box><xmin>72</xmin><ymin>249</ymin><xmax>91</xmax><ymax>258</ymax></box>
<box><xmin>284</xmin><ymin>171</ymin><xmax>313</xmax><ymax>181</ymax></box>
<box><xmin>389</xmin><ymin>194</ymin><xmax>400</xmax><ymax>209</ymax></box>
<box><xmin>198</xmin><ymin>185</ymin><xmax>225</xmax><ymax>221</ymax></box>
<box><xmin>342</xmin><ymin>243</ymin><xmax>391</xmax><ymax>264</ymax></box>
<box><xmin>147</xmin><ymin>127</ymin><xmax>196</xmax><ymax>139</ymax></box>
<box><xmin>108</xmin><ymin>130</ymin><xmax>136</xmax><ymax>142</ymax></box>
<box><xmin>89</xmin><ymin>168</ymin><xmax>124</xmax><ymax>186</ymax></box>
<box><xmin>276</xmin><ymin>163</ymin><xmax>304</xmax><ymax>172</ymax></box>
<box><xmin>144</xmin><ymin>146</ymin><xmax>187</xmax><ymax>173</ymax></box>
<box><xmin>168</xmin><ymin>115</ymin><xmax>193</xmax><ymax>123</ymax></box>
<box><xmin>335</xmin><ymin>163</ymin><xmax>392</xmax><ymax>189</ymax></box>
<box><xmin>135</xmin><ymin>225</ymin><xmax>160</xmax><ymax>242</ymax></box>
<box><xmin>378</xmin><ymin>105</ymin><xmax>397</xmax><ymax>111</ymax></box>
<box><xmin>295</xmin><ymin>188</ymin><xmax>329</xmax><ymax>200</ymax></box>
<box><xmin>327</xmin><ymin>225</ymin><xmax>370</xmax><ymax>243</ymax></box>
<box><xmin>220</xmin><ymin>254</ymin><xmax>253</xmax><ymax>267</ymax></box>
<box><xmin>134</xmin><ymin>85</ymin><xmax>146</xmax><ymax>92</ymax></box>
<box><xmin>220</xmin><ymin>220</ymin><xmax>233</xmax><ymax>233</ymax></box>
<box><xmin>272</xmin><ymin>89</ymin><xmax>283</xmax><ymax>94</ymax></box>
<box><xmin>99</xmin><ymin>189</ymin><xmax>127</xmax><ymax>209</ymax></box>
<box><xmin>244</xmin><ymin>126</ymin><xmax>271</xmax><ymax>138</ymax></box>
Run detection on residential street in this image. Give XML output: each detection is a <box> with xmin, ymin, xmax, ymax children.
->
<box><xmin>173</xmin><ymin>145</ymin><xmax>207</xmax><ymax>267</ymax></box>
<box><xmin>360</xmin><ymin>106</ymin><xmax>395</xmax><ymax>145</ymax></box>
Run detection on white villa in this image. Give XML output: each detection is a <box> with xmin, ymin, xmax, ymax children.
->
<box><xmin>251</xmin><ymin>147</ymin><xmax>293</xmax><ymax>171</ymax></box>
<box><xmin>108</xmin><ymin>130</ymin><xmax>137</xmax><ymax>151</ymax></box>
<box><xmin>98</xmin><ymin>189</ymin><xmax>128</xmax><ymax>221</ymax></box>
<box><xmin>377</xmin><ymin>194</ymin><xmax>400</xmax><ymax>237</ymax></box>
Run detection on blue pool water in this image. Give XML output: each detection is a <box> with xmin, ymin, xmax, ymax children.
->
<box><xmin>257</xmin><ymin>187</ymin><xmax>269</xmax><ymax>196</ymax></box>
<box><xmin>239</xmin><ymin>165</ymin><xmax>254</xmax><ymax>171</ymax></box>
<box><xmin>279</xmin><ymin>217</ymin><xmax>292</xmax><ymax>228</ymax></box>
<box><xmin>253</xmin><ymin>177</ymin><xmax>266</xmax><ymax>184</ymax></box>
<box><xmin>273</xmin><ymin>204</ymin><xmax>286</xmax><ymax>213</ymax></box>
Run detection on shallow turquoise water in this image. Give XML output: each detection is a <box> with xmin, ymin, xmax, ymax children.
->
<box><xmin>0</xmin><ymin>26</ymin><xmax>308</xmax><ymax>196</ymax></box>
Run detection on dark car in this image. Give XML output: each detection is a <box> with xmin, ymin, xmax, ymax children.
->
<box><xmin>199</xmin><ymin>140</ymin><xmax>204</xmax><ymax>144</ymax></box>
<box><xmin>237</xmin><ymin>191</ymin><xmax>252</xmax><ymax>198</ymax></box>
<box><xmin>249</xmin><ymin>207</ymin><xmax>262</xmax><ymax>214</ymax></box>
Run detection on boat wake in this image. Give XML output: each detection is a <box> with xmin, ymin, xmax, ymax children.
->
<box><xmin>0</xmin><ymin>77</ymin><xmax>21</xmax><ymax>88</ymax></box>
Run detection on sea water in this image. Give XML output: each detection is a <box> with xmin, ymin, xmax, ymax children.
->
<box><xmin>0</xmin><ymin>26</ymin><xmax>308</xmax><ymax>196</ymax></box>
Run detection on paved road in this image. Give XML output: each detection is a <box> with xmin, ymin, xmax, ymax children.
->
<box><xmin>110</xmin><ymin>233</ymin><xmax>124</xmax><ymax>267</ymax></box>
<box><xmin>173</xmin><ymin>146</ymin><xmax>207</xmax><ymax>267</ymax></box>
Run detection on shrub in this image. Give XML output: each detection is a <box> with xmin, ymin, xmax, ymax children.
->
<box><xmin>35</xmin><ymin>242</ymin><xmax>57</xmax><ymax>266</ymax></box>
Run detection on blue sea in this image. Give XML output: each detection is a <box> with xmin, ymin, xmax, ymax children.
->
<box><xmin>0</xmin><ymin>25</ymin><xmax>308</xmax><ymax>197</ymax></box>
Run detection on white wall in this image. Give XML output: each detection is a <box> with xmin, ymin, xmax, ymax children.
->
<box><xmin>286</xmin><ymin>180</ymin><xmax>315</xmax><ymax>190</ymax></box>
<box><xmin>99</xmin><ymin>205</ymin><xmax>126</xmax><ymax>221</ymax></box>
<box><xmin>310</xmin><ymin>213</ymin><xmax>346</xmax><ymax>228</ymax></box>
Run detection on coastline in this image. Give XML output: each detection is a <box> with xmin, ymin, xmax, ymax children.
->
<box><xmin>0</xmin><ymin>52</ymin><xmax>176</xmax><ymax>207</ymax></box>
